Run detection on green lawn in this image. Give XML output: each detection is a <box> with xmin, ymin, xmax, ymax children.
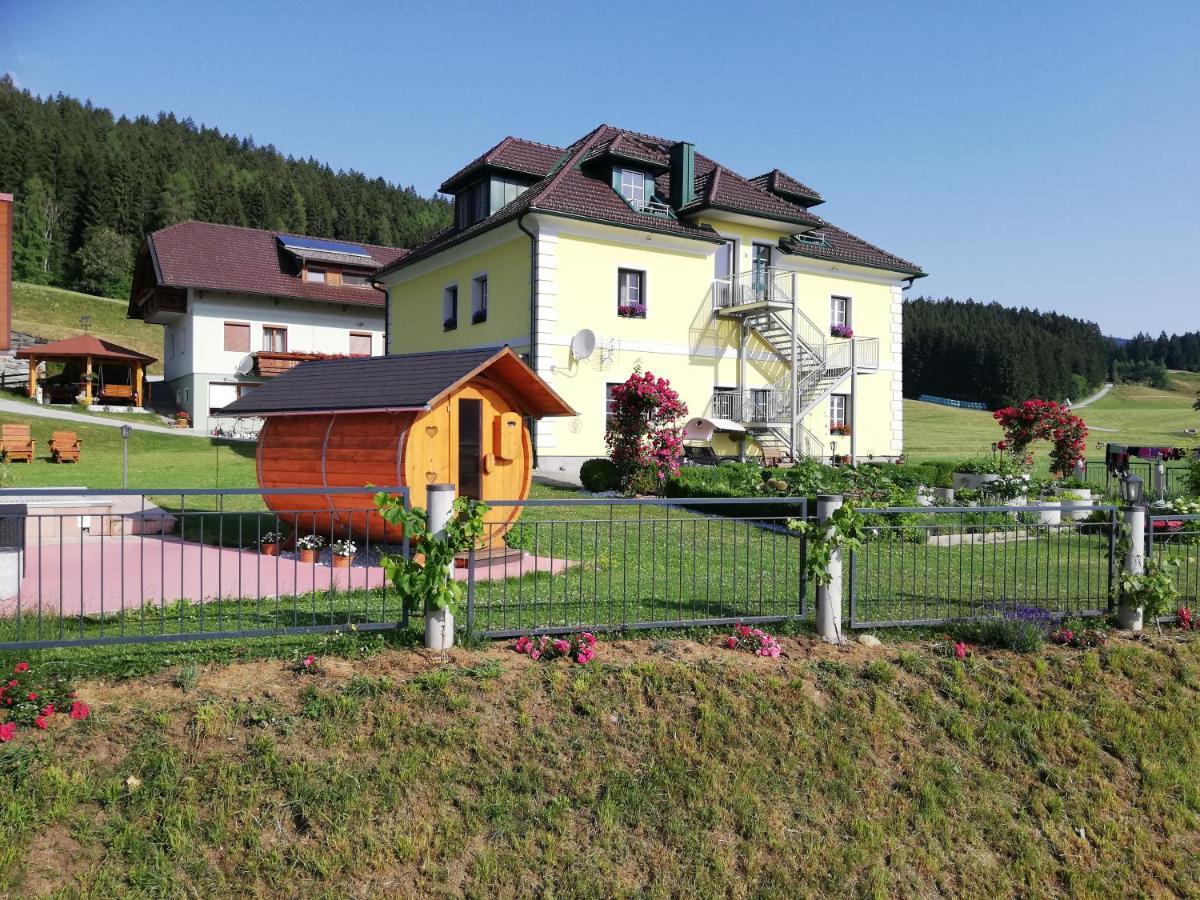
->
<box><xmin>0</xmin><ymin>412</ymin><xmax>257</xmax><ymax>494</ymax></box>
<box><xmin>12</xmin><ymin>282</ymin><xmax>163</xmax><ymax>374</ymax></box>
<box><xmin>903</xmin><ymin>374</ymin><xmax>1200</xmax><ymax>466</ymax></box>
<box><xmin>0</xmin><ymin>633</ymin><xmax>1198</xmax><ymax>896</ymax></box>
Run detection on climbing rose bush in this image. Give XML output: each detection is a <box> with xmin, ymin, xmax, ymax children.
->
<box><xmin>604</xmin><ymin>369</ymin><xmax>687</xmax><ymax>494</ymax></box>
<box><xmin>514</xmin><ymin>632</ymin><xmax>597</xmax><ymax>665</ymax></box>
<box><xmin>0</xmin><ymin>660</ymin><xmax>87</xmax><ymax>741</ymax></box>
<box><xmin>724</xmin><ymin>623</ymin><xmax>781</xmax><ymax>658</ymax></box>
<box><xmin>993</xmin><ymin>399</ymin><xmax>1089</xmax><ymax>476</ymax></box>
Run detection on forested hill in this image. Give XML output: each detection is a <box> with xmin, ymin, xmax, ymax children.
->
<box><xmin>903</xmin><ymin>297</ymin><xmax>1112</xmax><ymax>409</ymax></box>
<box><xmin>0</xmin><ymin>75</ymin><xmax>451</xmax><ymax>298</ymax></box>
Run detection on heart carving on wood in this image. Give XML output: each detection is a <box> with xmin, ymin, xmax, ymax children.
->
<box><xmin>425</xmin><ymin>471</ymin><xmax>438</xmax><ymax>483</ymax></box>
<box><xmin>425</xmin><ymin>426</ymin><xmax>438</xmax><ymax>438</ymax></box>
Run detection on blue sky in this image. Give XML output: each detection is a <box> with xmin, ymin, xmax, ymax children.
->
<box><xmin>3</xmin><ymin>0</ymin><xmax>1197</xmax><ymax>336</ymax></box>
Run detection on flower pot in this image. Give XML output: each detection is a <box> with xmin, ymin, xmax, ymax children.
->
<box><xmin>1034</xmin><ymin>501</ymin><xmax>1061</xmax><ymax>526</ymax></box>
<box><xmin>1054</xmin><ymin>487</ymin><xmax>1093</xmax><ymax>522</ymax></box>
<box><xmin>260</xmin><ymin>543</ymin><xmax>280</xmax><ymax>557</ymax></box>
<box><xmin>952</xmin><ymin>472</ymin><xmax>1000</xmax><ymax>491</ymax></box>
<box><xmin>933</xmin><ymin>487</ymin><xmax>955</xmax><ymax>502</ymax></box>
<box><xmin>332</xmin><ymin>553</ymin><xmax>352</xmax><ymax>569</ymax></box>
<box><xmin>299</xmin><ymin>548</ymin><xmax>319</xmax><ymax>564</ymax></box>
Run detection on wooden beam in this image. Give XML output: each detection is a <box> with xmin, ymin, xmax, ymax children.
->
<box><xmin>85</xmin><ymin>355</ymin><xmax>93</xmax><ymax>404</ymax></box>
<box><xmin>135</xmin><ymin>364</ymin><xmax>144</xmax><ymax>408</ymax></box>
<box><xmin>27</xmin><ymin>358</ymin><xmax>37</xmax><ymax>399</ymax></box>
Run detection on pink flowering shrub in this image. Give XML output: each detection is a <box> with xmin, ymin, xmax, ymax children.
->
<box><xmin>1178</xmin><ymin>607</ymin><xmax>1193</xmax><ymax>630</ymax></box>
<box><xmin>604</xmin><ymin>369</ymin><xmax>687</xmax><ymax>495</ymax></box>
<box><xmin>993</xmin><ymin>399</ymin><xmax>1088</xmax><ymax>476</ymax></box>
<box><xmin>724</xmin><ymin>623</ymin><xmax>782</xmax><ymax>658</ymax></box>
<box><xmin>0</xmin><ymin>660</ymin><xmax>87</xmax><ymax>741</ymax></box>
<box><xmin>514</xmin><ymin>632</ymin><xmax>597</xmax><ymax>665</ymax></box>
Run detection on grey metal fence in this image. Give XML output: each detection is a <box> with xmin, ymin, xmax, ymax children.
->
<box><xmin>849</xmin><ymin>504</ymin><xmax>1119</xmax><ymax>628</ymax></box>
<box><xmin>1082</xmin><ymin>460</ymin><xmax>1191</xmax><ymax>497</ymax></box>
<box><xmin>1146</xmin><ymin>513</ymin><xmax>1200</xmax><ymax>604</ymax></box>
<box><xmin>0</xmin><ymin>486</ymin><xmax>409</xmax><ymax>650</ymax></box>
<box><xmin>465</xmin><ymin>497</ymin><xmax>810</xmax><ymax>637</ymax></box>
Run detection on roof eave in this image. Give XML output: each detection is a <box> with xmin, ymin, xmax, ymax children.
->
<box><xmin>780</xmin><ymin>242</ymin><xmax>926</xmax><ymax>278</ymax></box>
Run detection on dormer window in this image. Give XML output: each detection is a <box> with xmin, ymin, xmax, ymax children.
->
<box><xmin>456</xmin><ymin>175</ymin><xmax>532</xmax><ymax>230</ymax></box>
<box><xmin>306</xmin><ymin>267</ymin><xmax>326</xmax><ymax>284</ymax></box>
<box><xmin>614</xmin><ymin>167</ymin><xmax>671</xmax><ymax>217</ymax></box>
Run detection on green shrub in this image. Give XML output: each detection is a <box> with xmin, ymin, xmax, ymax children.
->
<box><xmin>580</xmin><ymin>458</ymin><xmax>618</xmax><ymax>493</ymax></box>
<box><xmin>961</xmin><ymin>617</ymin><xmax>1046</xmax><ymax>653</ymax></box>
<box><xmin>952</xmin><ymin>455</ymin><xmax>1031</xmax><ymax>476</ymax></box>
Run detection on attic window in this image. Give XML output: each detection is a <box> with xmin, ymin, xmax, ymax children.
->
<box><xmin>615</xmin><ymin>167</ymin><xmax>672</xmax><ymax>217</ymax></box>
<box><xmin>342</xmin><ymin>272</ymin><xmax>371</xmax><ymax>287</ymax></box>
<box><xmin>306</xmin><ymin>267</ymin><xmax>327</xmax><ymax>284</ymax></box>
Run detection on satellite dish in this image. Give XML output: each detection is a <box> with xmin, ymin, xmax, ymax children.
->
<box><xmin>570</xmin><ymin>329</ymin><xmax>597</xmax><ymax>360</ymax></box>
<box><xmin>236</xmin><ymin>354</ymin><xmax>255</xmax><ymax>376</ymax></box>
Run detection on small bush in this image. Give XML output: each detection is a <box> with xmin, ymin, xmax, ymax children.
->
<box><xmin>961</xmin><ymin>617</ymin><xmax>1046</xmax><ymax>653</ymax></box>
<box><xmin>580</xmin><ymin>458</ymin><xmax>618</xmax><ymax>493</ymax></box>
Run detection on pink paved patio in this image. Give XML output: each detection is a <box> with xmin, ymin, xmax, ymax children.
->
<box><xmin>0</xmin><ymin>533</ymin><xmax>571</xmax><ymax>618</ymax></box>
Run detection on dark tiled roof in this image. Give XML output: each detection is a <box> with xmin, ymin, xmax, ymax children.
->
<box><xmin>218</xmin><ymin>346</ymin><xmax>574</xmax><ymax>417</ymax></box>
<box><xmin>780</xmin><ymin>217</ymin><xmax>925</xmax><ymax>277</ymax></box>
<box><xmin>439</xmin><ymin>137</ymin><xmax>565</xmax><ymax>193</ymax></box>
<box><xmin>678</xmin><ymin>156</ymin><xmax>822</xmax><ymax>228</ymax></box>
<box><xmin>383</xmin><ymin>125</ymin><xmax>922</xmax><ymax>278</ymax></box>
<box><xmin>749</xmin><ymin>169</ymin><xmax>823</xmax><ymax>206</ymax></box>
<box><xmin>136</xmin><ymin>221</ymin><xmax>407</xmax><ymax>310</ymax></box>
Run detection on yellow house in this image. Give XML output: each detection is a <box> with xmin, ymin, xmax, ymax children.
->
<box><xmin>376</xmin><ymin>126</ymin><xmax>925</xmax><ymax>476</ymax></box>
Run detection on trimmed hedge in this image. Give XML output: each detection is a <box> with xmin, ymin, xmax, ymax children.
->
<box><xmin>580</xmin><ymin>458</ymin><xmax>619</xmax><ymax>493</ymax></box>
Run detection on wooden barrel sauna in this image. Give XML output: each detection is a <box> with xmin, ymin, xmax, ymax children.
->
<box><xmin>257</xmin><ymin>379</ymin><xmax>535</xmax><ymax>545</ymax></box>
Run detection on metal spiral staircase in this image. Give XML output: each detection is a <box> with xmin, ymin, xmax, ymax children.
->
<box><xmin>711</xmin><ymin>268</ymin><xmax>878</xmax><ymax>461</ymax></box>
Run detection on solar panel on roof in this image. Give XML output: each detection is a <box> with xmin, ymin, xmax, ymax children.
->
<box><xmin>276</xmin><ymin>234</ymin><xmax>372</xmax><ymax>257</ymax></box>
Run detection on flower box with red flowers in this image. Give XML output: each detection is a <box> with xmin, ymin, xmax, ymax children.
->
<box><xmin>830</xmin><ymin>424</ymin><xmax>852</xmax><ymax>436</ymax></box>
<box><xmin>617</xmin><ymin>303</ymin><xmax>646</xmax><ymax>319</ymax></box>
<box><xmin>830</xmin><ymin>324</ymin><xmax>854</xmax><ymax>339</ymax></box>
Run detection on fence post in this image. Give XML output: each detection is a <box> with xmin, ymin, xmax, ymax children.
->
<box><xmin>425</xmin><ymin>484</ymin><xmax>457</xmax><ymax>651</ymax></box>
<box><xmin>815</xmin><ymin>494</ymin><xmax>845</xmax><ymax>643</ymax></box>
<box><xmin>1154</xmin><ymin>460</ymin><xmax>1166</xmax><ymax>500</ymax></box>
<box><xmin>1117</xmin><ymin>504</ymin><xmax>1146</xmax><ymax>631</ymax></box>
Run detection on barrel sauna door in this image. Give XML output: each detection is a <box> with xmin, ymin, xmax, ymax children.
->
<box><xmin>457</xmin><ymin>398</ymin><xmax>483</xmax><ymax>500</ymax></box>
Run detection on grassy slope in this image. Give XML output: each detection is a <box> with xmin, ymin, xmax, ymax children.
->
<box><xmin>12</xmin><ymin>282</ymin><xmax>162</xmax><ymax>374</ymax></box>
<box><xmin>904</xmin><ymin>373</ymin><xmax>1200</xmax><ymax>464</ymax></box>
<box><xmin>0</xmin><ymin>633</ymin><xmax>1197</xmax><ymax>896</ymax></box>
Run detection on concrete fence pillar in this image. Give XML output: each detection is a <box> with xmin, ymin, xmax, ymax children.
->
<box><xmin>1154</xmin><ymin>460</ymin><xmax>1166</xmax><ymax>500</ymax></box>
<box><xmin>425</xmin><ymin>484</ymin><xmax>457</xmax><ymax>651</ymax></box>
<box><xmin>1117</xmin><ymin>505</ymin><xmax>1146</xmax><ymax>631</ymax></box>
<box><xmin>815</xmin><ymin>494</ymin><xmax>845</xmax><ymax>644</ymax></box>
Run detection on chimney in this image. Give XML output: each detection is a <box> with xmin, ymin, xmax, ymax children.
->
<box><xmin>0</xmin><ymin>193</ymin><xmax>11</xmax><ymax>353</ymax></box>
<box><xmin>669</xmin><ymin>142</ymin><xmax>695</xmax><ymax>210</ymax></box>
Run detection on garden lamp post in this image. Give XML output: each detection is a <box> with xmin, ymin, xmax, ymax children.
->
<box><xmin>1119</xmin><ymin>473</ymin><xmax>1144</xmax><ymax>506</ymax></box>
<box><xmin>830</xmin><ymin>440</ymin><xmax>838</xmax><ymax>466</ymax></box>
<box><xmin>120</xmin><ymin>424</ymin><xmax>132</xmax><ymax>489</ymax></box>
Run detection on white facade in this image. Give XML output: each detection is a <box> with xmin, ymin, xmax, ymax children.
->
<box><xmin>162</xmin><ymin>288</ymin><xmax>385</xmax><ymax>433</ymax></box>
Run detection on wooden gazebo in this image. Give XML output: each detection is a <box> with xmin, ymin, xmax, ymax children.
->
<box><xmin>17</xmin><ymin>335</ymin><xmax>156</xmax><ymax>407</ymax></box>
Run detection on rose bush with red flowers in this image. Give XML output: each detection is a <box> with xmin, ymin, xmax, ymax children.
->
<box><xmin>724</xmin><ymin>623</ymin><xmax>782</xmax><ymax>658</ymax></box>
<box><xmin>993</xmin><ymin>399</ymin><xmax>1088</xmax><ymax>476</ymax></box>
<box><xmin>0</xmin><ymin>660</ymin><xmax>86</xmax><ymax>741</ymax></box>
<box><xmin>604</xmin><ymin>369</ymin><xmax>687</xmax><ymax>494</ymax></box>
<box><xmin>514</xmin><ymin>632</ymin><xmax>597</xmax><ymax>665</ymax></box>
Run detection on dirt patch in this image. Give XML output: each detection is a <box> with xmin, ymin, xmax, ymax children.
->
<box><xmin>21</xmin><ymin>822</ymin><xmax>99</xmax><ymax>896</ymax></box>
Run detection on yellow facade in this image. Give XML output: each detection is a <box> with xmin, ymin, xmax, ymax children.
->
<box><xmin>380</xmin><ymin>212</ymin><xmax>907</xmax><ymax>471</ymax></box>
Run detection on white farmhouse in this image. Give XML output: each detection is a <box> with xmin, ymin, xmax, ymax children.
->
<box><xmin>128</xmin><ymin>221</ymin><xmax>407</xmax><ymax>433</ymax></box>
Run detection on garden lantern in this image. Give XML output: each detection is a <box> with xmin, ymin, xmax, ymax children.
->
<box><xmin>1119</xmin><ymin>473</ymin><xmax>1144</xmax><ymax>506</ymax></box>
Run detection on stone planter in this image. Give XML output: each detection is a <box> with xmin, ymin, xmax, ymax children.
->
<box><xmin>952</xmin><ymin>473</ymin><xmax>1030</xmax><ymax>492</ymax></box>
<box><xmin>260</xmin><ymin>542</ymin><xmax>280</xmax><ymax>557</ymax></box>
<box><xmin>1054</xmin><ymin>487</ymin><xmax>1094</xmax><ymax>522</ymax></box>
<box><xmin>1033</xmin><ymin>500</ymin><xmax>1062</xmax><ymax>526</ymax></box>
<box><xmin>332</xmin><ymin>553</ymin><xmax>351</xmax><ymax>569</ymax></box>
<box><xmin>933</xmin><ymin>487</ymin><xmax>955</xmax><ymax>502</ymax></box>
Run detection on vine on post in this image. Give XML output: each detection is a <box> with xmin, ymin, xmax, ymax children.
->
<box><xmin>375</xmin><ymin>493</ymin><xmax>488</xmax><ymax>617</ymax></box>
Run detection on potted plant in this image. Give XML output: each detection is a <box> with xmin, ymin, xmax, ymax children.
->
<box><xmin>1053</xmin><ymin>478</ymin><xmax>1093</xmax><ymax>521</ymax></box>
<box><xmin>443</xmin><ymin>316</ymin><xmax>457</xmax><ymax>331</ymax></box>
<box><xmin>830</xmin><ymin>424</ymin><xmax>852</xmax><ymax>436</ymax></box>
<box><xmin>331</xmin><ymin>539</ymin><xmax>356</xmax><ymax>568</ymax></box>
<box><xmin>617</xmin><ymin>303</ymin><xmax>647</xmax><ymax>319</ymax></box>
<box><xmin>830</xmin><ymin>324</ymin><xmax>854</xmax><ymax>339</ymax></box>
<box><xmin>259</xmin><ymin>532</ymin><xmax>283</xmax><ymax>557</ymax></box>
<box><xmin>175</xmin><ymin>410</ymin><xmax>190</xmax><ymax>428</ymax></box>
<box><xmin>471</xmin><ymin>309</ymin><xmax>487</xmax><ymax>325</ymax></box>
<box><xmin>951</xmin><ymin>455</ymin><xmax>1031</xmax><ymax>492</ymax></box>
<box><xmin>296</xmin><ymin>533</ymin><xmax>325</xmax><ymax>563</ymax></box>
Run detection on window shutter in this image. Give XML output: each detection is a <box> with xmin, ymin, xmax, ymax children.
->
<box><xmin>223</xmin><ymin>322</ymin><xmax>250</xmax><ymax>353</ymax></box>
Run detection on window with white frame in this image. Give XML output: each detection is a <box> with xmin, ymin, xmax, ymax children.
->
<box><xmin>306</xmin><ymin>267</ymin><xmax>327</xmax><ymax>284</ymax></box>
<box><xmin>617</xmin><ymin>168</ymin><xmax>649</xmax><ymax>208</ymax></box>
<box><xmin>830</xmin><ymin>394</ymin><xmax>849</xmax><ymax>431</ymax></box>
<box><xmin>831</xmin><ymin>296</ymin><xmax>851</xmax><ymax>328</ymax></box>
<box><xmin>443</xmin><ymin>285</ymin><xmax>458</xmax><ymax>330</ymax></box>
<box><xmin>605</xmin><ymin>382</ymin><xmax>622</xmax><ymax>431</ymax></box>
<box><xmin>472</xmin><ymin>275</ymin><xmax>488</xmax><ymax>324</ymax></box>
<box><xmin>617</xmin><ymin>269</ymin><xmax>645</xmax><ymax>318</ymax></box>
<box><xmin>262</xmin><ymin>326</ymin><xmax>287</xmax><ymax>353</ymax></box>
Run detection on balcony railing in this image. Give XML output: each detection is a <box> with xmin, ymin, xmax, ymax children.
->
<box><xmin>711</xmin><ymin>389</ymin><xmax>791</xmax><ymax>425</ymax></box>
<box><xmin>711</xmin><ymin>267</ymin><xmax>793</xmax><ymax>311</ymax></box>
